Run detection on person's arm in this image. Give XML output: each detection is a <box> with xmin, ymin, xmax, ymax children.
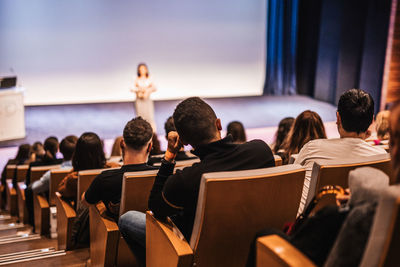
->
<box><xmin>31</xmin><ymin>170</ymin><xmax>51</xmax><ymax>194</ymax></box>
<box><xmin>148</xmin><ymin>131</ymin><xmax>184</xmax><ymax>220</ymax></box>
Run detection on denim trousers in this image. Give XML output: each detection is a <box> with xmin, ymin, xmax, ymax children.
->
<box><xmin>118</xmin><ymin>211</ymin><xmax>146</xmax><ymax>266</ymax></box>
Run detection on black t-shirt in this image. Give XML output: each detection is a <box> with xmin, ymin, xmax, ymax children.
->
<box><xmin>148</xmin><ymin>136</ymin><xmax>276</xmax><ymax>240</ymax></box>
<box><xmin>85</xmin><ymin>163</ymin><xmax>158</xmax><ymax>217</ymax></box>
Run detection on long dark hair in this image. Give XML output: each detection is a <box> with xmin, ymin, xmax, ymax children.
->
<box><xmin>72</xmin><ymin>132</ymin><xmax>106</xmax><ymax>172</ymax></box>
<box><xmin>273</xmin><ymin>117</ymin><xmax>295</xmax><ymax>154</ymax></box>
<box><xmin>137</xmin><ymin>63</ymin><xmax>149</xmax><ymax>78</ymax></box>
<box><xmin>281</xmin><ymin>111</ymin><xmax>326</xmax><ymax>163</ymax></box>
<box><xmin>226</xmin><ymin>121</ymin><xmax>247</xmax><ymax>144</ymax></box>
<box><xmin>15</xmin><ymin>144</ymin><xmax>31</xmax><ymax>163</ymax></box>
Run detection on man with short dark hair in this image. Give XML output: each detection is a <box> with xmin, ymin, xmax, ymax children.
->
<box><xmin>118</xmin><ymin>97</ymin><xmax>275</xmax><ymax>265</ymax></box>
<box><xmin>294</xmin><ymin>89</ymin><xmax>387</xmax><ymax>213</ymax></box>
<box><xmin>83</xmin><ymin>117</ymin><xmax>157</xmax><ymax>219</ymax></box>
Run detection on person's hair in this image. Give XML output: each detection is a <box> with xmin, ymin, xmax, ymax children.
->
<box><xmin>137</xmin><ymin>63</ymin><xmax>149</xmax><ymax>78</ymax></box>
<box><xmin>59</xmin><ymin>135</ymin><xmax>78</xmax><ymax>161</ymax></box>
<box><xmin>151</xmin><ymin>134</ymin><xmax>162</xmax><ymax>155</ymax></box>
<box><xmin>43</xmin><ymin>136</ymin><xmax>59</xmax><ymax>159</ymax></box>
<box><xmin>282</xmin><ymin>110</ymin><xmax>327</xmax><ymax>163</ymax></box>
<box><xmin>111</xmin><ymin>136</ymin><xmax>123</xmax><ymax>157</ymax></box>
<box><xmin>226</xmin><ymin>121</ymin><xmax>246</xmax><ymax>144</ymax></box>
<box><xmin>72</xmin><ymin>132</ymin><xmax>106</xmax><ymax>172</ymax></box>
<box><xmin>375</xmin><ymin>110</ymin><xmax>390</xmax><ymax>140</ymax></box>
<box><xmin>14</xmin><ymin>144</ymin><xmax>31</xmax><ymax>162</ymax></box>
<box><xmin>173</xmin><ymin>97</ymin><xmax>218</xmax><ymax>146</ymax></box>
<box><xmin>164</xmin><ymin>116</ymin><xmax>176</xmax><ymax>139</ymax></box>
<box><xmin>337</xmin><ymin>89</ymin><xmax>374</xmax><ymax>134</ymax></box>
<box><xmin>31</xmin><ymin>141</ymin><xmax>44</xmax><ymax>160</ymax></box>
<box><xmin>273</xmin><ymin>117</ymin><xmax>295</xmax><ymax>154</ymax></box>
<box><xmin>123</xmin><ymin>117</ymin><xmax>153</xmax><ymax>150</ymax></box>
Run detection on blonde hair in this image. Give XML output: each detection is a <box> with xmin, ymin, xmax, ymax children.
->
<box><xmin>375</xmin><ymin>110</ymin><xmax>390</xmax><ymax>140</ymax></box>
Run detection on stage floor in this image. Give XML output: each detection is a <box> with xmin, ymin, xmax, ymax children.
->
<box><xmin>0</xmin><ymin>95</ymin><xmax>338</xmax><ymax>170</ymax></box>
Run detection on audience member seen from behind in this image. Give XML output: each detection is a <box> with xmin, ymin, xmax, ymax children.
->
<box><xmin>1</xmin><ymin>144</ymin><xmax>31</xmax><ymax>205</ymax></box>
<box><xmin>29</xmin><ymin>141</ymin><xmax>44</xmax><ymax>162</ymax></box>
<box><xmin>294</xmin><ymin>89</ymin><xmax>387</xmax><ymax>213</ymax></box>
<box><xmin>83</xmin><ymin>117</ymin><xmax>158</xmax><ymax>219</ymax></box>
<box><xmin>110</xmin><ymin>136</ymin><xmax>123</xmax><ymax>158</ymax></box>
<box><xmin>281</xmin><ymin>111</ymin><xmax>326</xmax><ymax>164</ymax></box>
<box><xmin>150</xmin><ymin>133</ymin><xmax>162</xmax><ymax>155</ymax></box>
<box><xmin>26</xmin><ymin>136</ymin><xmax>62</xmax><ymax>186</ymax></box>
<box><xmin>148</xmin><ymin>116</ymin><xmax>197</xmax><ymax>165</ymax></box>
<box><xmin>31</xmin><ymin>135</ymin><xmax>78</xmax><ymax>195</ymax></box>
<box><xmin>226</xmin><ymin>121</ymin><xmax>247</xmax><ymax>144</ymax></box>
<box><xmin>374</xmin><ymin>110</ymin><xmax>390</xmax><ymax>145</ymax></box>
<box><xmin>57</xmin><ymin>132</ymin><xmax>118</xmax><ymax>201</ymax></box>
<box><xmin>272</xmin><ymin>117</ymin><xmax>295</xmax><ymax>155</ymax></box>
<box><xmin>118</xmin><ymin>97</ymin><xmax>276</xmax><ymax>265</ymax></box>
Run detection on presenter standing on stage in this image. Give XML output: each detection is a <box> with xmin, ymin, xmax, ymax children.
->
<box><xmin>131</xmin><ymin>63</ymin><xmax>157</xmax><ymax>131</ymax></box>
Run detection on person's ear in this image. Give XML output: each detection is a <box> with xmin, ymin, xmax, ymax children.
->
<box><xmin>336</xmin><ymin>112</ymin><xmax>341</xmax><ymax>126</ymax></box>
<box><xmin>146</xmin><ymin>141</ymin><xmax>153</xmax><ymax>154</ymax></box>
<box><xmin>120</xmin><ymin>139</ymin><xmax>126</xmax><ymax>153</ymax></box>
<box><xmin>216</xmin><ymin>118</ymin><xmax>222</xmax><ymax>131</ymax></box>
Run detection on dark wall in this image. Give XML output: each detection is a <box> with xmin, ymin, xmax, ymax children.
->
<box><xmin>297</xmin><ymin>0</ymin><xmax>392</xmax><ymax>112</ymax></box>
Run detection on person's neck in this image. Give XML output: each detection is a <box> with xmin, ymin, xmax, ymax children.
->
<box><xmin>340</xmin><ymin>131</ymin><xmax>367</xmax><ymax>139</ymax></box>
<box><xmin>123</xmin><ymin>150</ymin><xmax>148</xmax><ymax>165</ymax></box>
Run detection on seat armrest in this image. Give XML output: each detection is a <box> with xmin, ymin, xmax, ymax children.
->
<box><xmin>33</xmin><ymin>194</ymin><xmax>50</xmax><ymax>235</ymax></box>
<box><xmin>89</xmin><ymin>202</ymin><xmax>119</xmax><ymax>267</ymax></box>
<box><xmin>256</xmin><ymin>235</ymin><xmax>316</xmax><ymax>267</ymax></box>
<box><xmin>55</xmin><ymin>192</ymin><xmax>76</xmax><ymax>250</ymax></box>
<box><xmin>146</xmin><ymin>211</ymin><xmax>193</xmax><ymax>267</ymax></box>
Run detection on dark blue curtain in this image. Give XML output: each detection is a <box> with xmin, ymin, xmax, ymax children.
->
<box><xmin>264</xmin><ymin>0</ymin><xmax>299</xmax><ymax>95</ymax></box>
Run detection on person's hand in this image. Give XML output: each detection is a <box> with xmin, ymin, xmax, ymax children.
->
<box><xmin>165</xmin><ymin>131</ymin><xmax>183</xmax><ymax>162</ymax></box>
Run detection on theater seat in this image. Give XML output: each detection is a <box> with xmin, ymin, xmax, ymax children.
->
<box><xmin>30</xmin><ymin>165</ymin><xmax>62</xmax><ymax>235</ymax></box>
<box><xmin>5</xmin><ymin>165</ymin><xmax>17</xmax><ymax>216</ymax></box>
<box><xmin>55</xmin><ymin>168</ymin><xmax>107</xmax><ymax>250</ymax></box>
<box><xmin>146</xmin><ymin>164</ymin><xmax>306</xmax><ymax>267</ymax></box>
<box><xmin>256</xmin><ymin>181</ymin><xmax>400</xmax><ymax>267</ymax></box>
<box><xmin>89</xmin><ymin>170</ymin><xmax>159</xmax><ymax>267</ymax></box>
<box><xmin>306</xmin><ymin>153</ymin><xmax>392</xmax><ymax>207</ymax></box>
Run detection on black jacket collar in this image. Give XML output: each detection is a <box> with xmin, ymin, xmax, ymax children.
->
<box><xmin>192</xmin><ymin>135</ymin><xmax>236</xmax><ymax>160</ymax></box>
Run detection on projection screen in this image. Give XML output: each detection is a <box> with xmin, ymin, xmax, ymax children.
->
<box><xmin>0</xmin><ymin>0</ymin><xmax>266</xmax><ymax>105</ymax></box>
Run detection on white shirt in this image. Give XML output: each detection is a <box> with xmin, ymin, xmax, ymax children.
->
<box><xmin>294</xmin><ymin>138</ymin><xmax>387</xmax><ymax>214</ymax></box>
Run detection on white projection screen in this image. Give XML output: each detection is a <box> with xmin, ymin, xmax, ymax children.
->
<box><xmin>0</xmin><ymin>0</ymin><xmax>266</xmax><ymax>105</ymax></box>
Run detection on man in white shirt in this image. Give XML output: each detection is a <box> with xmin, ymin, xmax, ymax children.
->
<box><xmin>294</xmin><ymin>89</ymin><xmax>387</xmax><ymax>213</ymax></box>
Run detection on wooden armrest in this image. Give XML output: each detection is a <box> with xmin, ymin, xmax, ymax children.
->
<box><xmin>256</xmin><ymin>235</ymin><xmax>316</xmax><ymax>267</ymax></box>
<box><xmin>89</xmin><ymin>202</ymin><xmax>119</xmax><ymax>267</ymax></box>
<box><xmin>146</xmin><ymin>211</ymin><xmax>193</xmax><ymax>267</ymax></box>
<box><xmin>7</xmin><ymin>180</ymin><xmax>18</xmax><ymax>216</ymax></box>
<box><xmin>33</xmin><ymin>194</ymin><xmax>50</xmax><ymax>235</ymax></box>
<box><xmin>55</xmin><ymin>192</ymin><xmax>76</xmax><ymax>250</ymax></box>
<box><xmin>16</xmin><ymin>183</ymin><xmax>28</xmax><ymax>223</ymax></box>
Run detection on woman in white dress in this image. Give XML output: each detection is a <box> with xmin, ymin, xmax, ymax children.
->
<box><xmin>131</xmin><ymin>63</ymin><xmax>157</xmax><ymax>131</ymax></box>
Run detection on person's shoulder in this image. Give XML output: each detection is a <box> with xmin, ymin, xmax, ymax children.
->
<box><xmin>244</xmin><ymin>139</ymin><xmax>270</xmax><ymax>150</ymax></box>
<box><xmin>97</xmin><ymin>168</ymin><xmax>122</xmax><ymax>178</ymax></box>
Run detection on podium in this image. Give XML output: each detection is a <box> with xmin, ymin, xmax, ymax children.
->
<box><xmin>0</xmin><ymin>87</ymin><xmax>25</xmax><ymax>141</ymax></box>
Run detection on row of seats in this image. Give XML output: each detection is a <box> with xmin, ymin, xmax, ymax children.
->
<box><xmin>1</xmin><ymin>153</ymin><xmax>397</xmax><ymax>266</ymax></box>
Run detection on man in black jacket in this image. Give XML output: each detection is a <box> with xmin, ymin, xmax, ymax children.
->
<box><xmin>118</xmin><ymin>97</ymin><xmax>275</xmax><ymax>265</ymax></box>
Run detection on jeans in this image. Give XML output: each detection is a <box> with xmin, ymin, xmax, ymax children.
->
<box><xmin>118</xmin><ymin>211</ymin><xmax>146</xmax><ymax>266</ymax></box>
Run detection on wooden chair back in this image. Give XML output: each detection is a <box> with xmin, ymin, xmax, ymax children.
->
<box><xmin>119</xmin><ymin>170</ymin><xmax>159</xmax><ymax>216</ymax></box>
<box><xmin>16</xmin><ymin>165</ymin><xmax>29</xmax><ymax>182</ymax></box>
<box><xmin>274</xmin><ymin>155</ymin><xmax>282</xmax><ymax>166</ymax></box>
<box><xmin>360</xmin><ymin>185</ymin><xmax>400</xmax><ymax>267</ymax></box>
<box><xmin>307</xmin><ymin>153</ymin><xmax>392</xmax><ymax>206</ymax></box>
<box><xmin>189</xmin><ymin>165</ymin><xmax>305</xmax><ymax>267</ymax></box>
<box><xmin>30</xmin><ymin>165</ymin><xmax>61</xmax><ymax>184</ymax></box>
<box><xmin>5</xmin><ymin>165</ymin><xmax>16</xmax><ymax>180</ymax></box>
<box><xmin>49</xmin><ymin>168</ymin><xmax>72</xmax><ymax>206</ymax></box>
<box><xmin>77</xmin><ymin>169</ymin><xmax>105</xmax><ymax>208</ymax></box>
